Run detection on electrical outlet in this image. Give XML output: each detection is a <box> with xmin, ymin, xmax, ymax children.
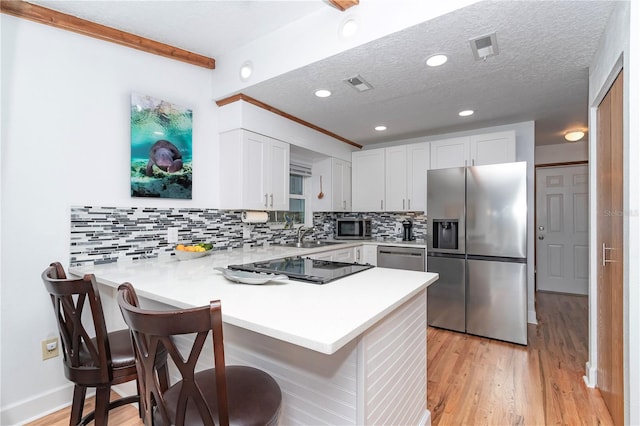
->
<box><xmin>167</xmin><ymin>227</ymin><xmax>179</xmax><ymax>243</ymax></box>
<box><xmin>395</xmin><ymin>223</ymin><xmax>403</xmax><ymax>234</ymax></box>
<box><xmin>42</xmin><ymin>337</ymin><xmax>59</xmax><ymax>360</ymax></box>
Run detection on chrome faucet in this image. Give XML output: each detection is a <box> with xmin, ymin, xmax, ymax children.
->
<box><xmin>297</xmin><ymin>226</ymin><xmax>314</xmax><ymax>244</ymax></box>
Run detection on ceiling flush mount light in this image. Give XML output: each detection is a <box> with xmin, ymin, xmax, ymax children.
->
<box><xmin>426</xmin><ymin>54</ymin><xmax>448</xmax><ymax>67</ymax></box>
<box><xmin>565</xmin><ymin>130</ymin><xmax>585</xmax><ymax>142</ymax></box>
<box><xmin>458</xmin><ymin>109</ymin><xmax>474</xmax><ymax>117</ymax></box>
<box><xmin>239</xmin><ymin>61</ymin><xmax>253</xmax><ymax>82</ymax></box>
<box><xmin>315</xmin><ymin>89</ymin><xmax>332</xmax><ymax>98</ymax></box>
<box><xmin>375</xmin><ymin>125</ymin><xmax>387</xmax><ymax>131</ymax></box>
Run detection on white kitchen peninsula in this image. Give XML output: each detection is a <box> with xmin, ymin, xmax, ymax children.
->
<box><xmin>70</xmin><ymin>245</ymin><xmax>438</xmax><ymax>425</ymax></box>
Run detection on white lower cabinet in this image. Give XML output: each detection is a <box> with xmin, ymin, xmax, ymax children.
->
<box><xmin>360</xmin><ymin>245</ymin><xmax>377</xmax><ymax>266</ymax></box>
<box><xmin>308</xmin><ymin>247</ymin><xmax>356</xmax><ymax>263</ymax></box>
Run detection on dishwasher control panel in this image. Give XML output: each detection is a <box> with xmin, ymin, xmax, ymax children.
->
<box><xmin>376</xmin><ymin>246</ymin><xmax>426</xmax><ymax>272</ymax></box>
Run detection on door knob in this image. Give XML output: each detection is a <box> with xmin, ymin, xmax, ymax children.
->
<box><xmin>538</xmin><ymin>226</ymin><xmax>545</xmax><ymax>231</ymax></box>
<box><xmin>538</xmin><ymin>235</ymin><xmax>544</xmax><ymax>240</ymax></box>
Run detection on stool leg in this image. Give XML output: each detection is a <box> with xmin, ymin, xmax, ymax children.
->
<box><xmin>93</xmin><ymin>385</ymin><xmax>111</xmax><ymax>426</ymax></box>
<box><xmin>69</xmin><ymin>384</ymin><xmax>86</xmax><ymax>426</ymax></box>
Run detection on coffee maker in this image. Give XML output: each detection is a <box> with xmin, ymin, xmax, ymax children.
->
<box><xmin>402</xmin><ymin>220</ymin><xmax>415</xmax><ymax>241</ymax></box>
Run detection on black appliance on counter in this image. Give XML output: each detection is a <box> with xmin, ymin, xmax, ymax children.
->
<box><xmin>402</xmin><ymin>220</ymin><xmax>415</xmax><ymax>241</ymax></box>
<box><xmin>227</xmin><ymin>256</ymin><xmax>374</xmax><ymax>285</ymax></box>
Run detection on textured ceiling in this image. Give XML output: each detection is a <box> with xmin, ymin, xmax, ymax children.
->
<box><xmin>242</xmin><ymin>0</ymin><xmax>615</xmax><ymax>146</ymax></box>
<box><xmin>28</xmin><ymin>0</ymin><xmax>616</xmax><ymax>147</ymax></box>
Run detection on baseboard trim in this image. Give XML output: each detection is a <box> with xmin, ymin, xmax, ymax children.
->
<box><xmin>583</xmin><ymin>361</ymin><xmax>597</xmax><ymax>388</ymax></box>
<box><xmin>420</xmin><ymin>409</ymin><xmax>432</xmax><ymax>426</ymax></box>
<box><xmin>0</xmin><ymin>383</ymin><xmax>74</xmax><ymax>426</ymax></box>
<box><xmin>528</xmin><ymin>309</ymin><xmax>538</xmax><ymax>324</ymax></box>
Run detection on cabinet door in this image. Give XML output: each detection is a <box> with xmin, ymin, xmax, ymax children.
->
<box><xmin>268</xmin><ymin>139</ymin><xmax>290</xmax><ymax>210</ymax></box>
<box><xmin>332</xmin><ymin>248</ymin><xmax>355</xmax><ymax>263</ymax></box>
<box><xmin>385</xmin><ymin>146</ymin><xmax>408</xmax><ymax>211</ymax></box>
<box><xmin>407</xmin><ymin>143</ymin><xmax>429</xmax><ymax>211</ymax></box>
<box><xmin>352</xmin><ymin>149</ymin><xmax>385</xmax><ymax>212</ymax></box>
<box><xmin>243</xmin><ymin>133</ymin><xmax>270</xmax><ymax>210</ymax></box>
<box><xmin>362</xmin><ymin>245</ymin><xmax>377</xmax><ymax>266</ymax></box>
<box><xmin>342</xmin><ymin>161</ymin><xmax>352</xmax><ymax>211</ymax></box>
<box><xmin>430</xmin><ymin>137</ymin><xmax>469</xmax><ymax>169</ymax></box>
<box><xmin>469</xmin><ymin>131</ymin><xmax>516</xmax><ymax>166</ymax></box>
<box><xmin>332</xmin><ymin>158</ymin><xmax>352</xmax><ymax>212</ymax></box>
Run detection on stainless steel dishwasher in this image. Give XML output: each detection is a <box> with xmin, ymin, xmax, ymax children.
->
<box><xmin>377</xmin><ymin>246</ymin><xmax>426</xmax><ymax>271</ymax></box>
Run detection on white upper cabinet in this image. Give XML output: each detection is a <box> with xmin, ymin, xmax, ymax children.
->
<box><xmin>469</xmin><ymin>131</ymin><xmax>516</xmax><ymax>166</ymax></box>
<box><xmin>312</xmin><ymin>157</ymin><xmax>352</xmax><ymax>212</ymax></box>
<box><xmin>385</xmin><ymin>143</ymin><xmax>429</xmax><ymax>211</ymax></box>
<box><xmin>430</xmin><ymin>137</ymin><xmax>470</xmax><ymax>169</ymax></box>
<box><xmin>430</xmin><ymin>131</ymin><xmax>516</xmax><ymax>169</ymax></box>
<box><xmin>352</xmin><ymin>148</ymin><xmax>385</xmax><ymax>212</ymax></box>
<box><xmin>219</xmin><ymin>129</ymin><xmax>290</xmax><ymax>211</ymax></box>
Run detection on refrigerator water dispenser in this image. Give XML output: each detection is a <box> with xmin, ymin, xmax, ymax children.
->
<box><xmin>433</xmin><ymin>220</ymin><xmax>459</xmax><ymax>250</ymax></box>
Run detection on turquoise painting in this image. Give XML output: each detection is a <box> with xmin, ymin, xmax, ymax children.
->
<box><xmin>130</xmin><ymin>93</ymin><xmax>193</xmax><ymax>199</ymax></box>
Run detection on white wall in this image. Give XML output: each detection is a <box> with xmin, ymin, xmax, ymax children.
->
<box><xmin>535</xmin><ymin>141</ymin><xmax>588</xmax><ymax>165</ymax></box>
<box><xmin>586</xmin><ymin>1</ymin><xmax>639</xmax><ymax>424</ymax></box>
<box><xmin>367</xmin><ymin>121</ymin><xmax>538</xmax><ymax>325</ymax></box>
<box><xmin>0</xmin><ymin>16</ymin><xmax>219</xmax><ymax>424</ymax></box>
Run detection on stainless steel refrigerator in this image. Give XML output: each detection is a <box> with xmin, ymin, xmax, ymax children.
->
<box><xmin>426</xmin><ymin>162</ymin><xmax>528</xmax><ymax>345</ymax></box>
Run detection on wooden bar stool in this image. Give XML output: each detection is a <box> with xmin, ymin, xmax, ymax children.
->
<box><xmin>41</xmin><ymin>262</ymin><xmax>159</xmax><ymax>425</ymax></box>
<box><xmin>117</xmin><ymin>282</ymin><xmax>282</xmax><ymax>426</ymax></box>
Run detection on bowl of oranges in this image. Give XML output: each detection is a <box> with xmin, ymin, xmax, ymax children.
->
<box><xmin>174</xmin><ymin>243</ymin><xmax>213</xmax><ymax>261</ymax></box>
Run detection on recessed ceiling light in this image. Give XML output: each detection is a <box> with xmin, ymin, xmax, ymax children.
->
<box><xmin>239</xmin><ymin>61</ymin><xmax>252</xmax><ymax>81</ymax></box>
<box><xmin>458</xmin><ymin>110</ymin><xmax>474</xmax><ymax>117</ymax></box>
<box><xmin>340</xmin><ymin>18</ymin><xmax>358</xmax><ymax>38</ymax></box>
<box><xmin>426</xmin><ymin>54</ymin><xmax>448</xmax><ymax>67</ymax></box>
<box><xmin>565</xmin><ymin>130</ymin><xmax>585</xmax><ymax>142</ymax></box>
<box><xmin>315</xmin><ymin>89</ymin><xmax>331</xmax><ymax>98</ymax></box>
<box><xmin>375</xmin><ymin>125</ymin><xmax>387</xmax><ymax>131</ymax></box>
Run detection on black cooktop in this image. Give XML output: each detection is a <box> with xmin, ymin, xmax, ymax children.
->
<box><xmin>227</xmin><ymin>256</ymin><xmax>374</xmax><ymax>284</ymax></box>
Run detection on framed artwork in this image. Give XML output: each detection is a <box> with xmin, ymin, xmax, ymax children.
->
<box><xmin>130</xmin><ymin>93</ymin><xmax>193</xmax><ymax>198</ymax></box>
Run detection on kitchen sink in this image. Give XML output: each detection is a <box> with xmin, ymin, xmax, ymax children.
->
<box><xmin>278</xmin><ymin>241</ymin><xmax>345</xmax><ymax>248</ymax></box>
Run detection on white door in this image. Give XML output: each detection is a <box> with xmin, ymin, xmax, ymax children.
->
<box><xmin>535</xmin><ymin>164</ymin><xmax>589</xmax><ymax>294</ymax></box>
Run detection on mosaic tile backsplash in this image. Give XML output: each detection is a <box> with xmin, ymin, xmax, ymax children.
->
<box><xmin>70</xmin><ymin>206</ymin><xmax>427</xmax><ymax>266</ymax></box>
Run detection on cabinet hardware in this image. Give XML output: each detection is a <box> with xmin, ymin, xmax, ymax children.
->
<box><xmin>264</xmin><ymin>194</ymin><xmax>268</xmax><ymax>208</ymax></box>
<box><xmin>270</xmin><ymin>193</ymin><xmax>274</xmax><ymax>208</ymax></box>
<box><xmin>403</xmin><ymin>199</ymin><xmax>405</xmax><ymax>209</ymax></box>
<box><xmin>380</xmin><ymin>200</ymin><xmax>383</xmax><ymax>210</ymax></box>
<box><xmin>408</xmin><ymin>199</ymin><xmax>411</xmax><ymax>210</ymax></box>
<box><xmin>602</xmin><ymin>243</ymin><xmax>616</xmax><ymax>266</ymax></box>
<box><xmin>343</xmin><ymin>200</ymin><xmax>346</xmax><ymax>209</ymax></box>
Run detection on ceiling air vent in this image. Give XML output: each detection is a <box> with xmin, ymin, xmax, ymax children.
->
<box><xmin>344</xmin><ymin>74</ymin><xmax>373</xmax><ymax>92</ymax></box>
<box><xmin>469</xmin><ymin>32</ymin><xmax>499</xmax><ymax>61</ymax></box>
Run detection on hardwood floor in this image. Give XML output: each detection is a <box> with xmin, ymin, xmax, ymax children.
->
<box><xmin>25</xmin><ymin>391</ymin><xmax>142</xmax><ymax>426</ymax></box>
<box><xmin>428</xmin><ymin>291</ymin><xmax>614</xmax><ymax>425</ymax></box>
<box><xmin>29</xmin><ymin>292</ymin><xmax>613</xmax><ymax>426</ymax></box>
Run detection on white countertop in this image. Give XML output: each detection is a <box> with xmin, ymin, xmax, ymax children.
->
<box><xmin>70</xmin><ymin>244</ymin><xmax>437</xmax><ymax>355</ymax></box>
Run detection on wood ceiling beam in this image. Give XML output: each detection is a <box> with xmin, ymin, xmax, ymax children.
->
<box><xmin>216</xmin><ymin>93</ymin><xmax>362</xmax><ymax>149</ymax></box>
<box><xmin>0</xmin><ymin>0</ymin><xmax>216</xmax><ymax>69</ymax></box>
<box><xmin>327</xmin><ymin>0</ymin><xmax>359</xmax><ymax>12</ymax></box>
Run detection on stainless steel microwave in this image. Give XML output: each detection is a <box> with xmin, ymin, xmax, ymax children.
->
<box><xmin>336</xmin><ymin>218</ymin><xmax>372</xmax><ymax>239</ymax></box>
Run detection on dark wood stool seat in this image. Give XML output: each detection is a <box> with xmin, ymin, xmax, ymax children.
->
<box><xmin>41</xmin><ymin>262</ymin><xmax>168</xmax><ymax>426</ymax></box>
<box><xmin>117</xmin><ymin>282</ymin><xmax>282</xmax><ymax>426</ymax></box>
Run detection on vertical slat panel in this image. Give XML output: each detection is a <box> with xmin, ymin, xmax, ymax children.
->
<box><xmin>362</xmin><ymin>291</ymin><xmax>427</xmax><ymax>425</ymax></box>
